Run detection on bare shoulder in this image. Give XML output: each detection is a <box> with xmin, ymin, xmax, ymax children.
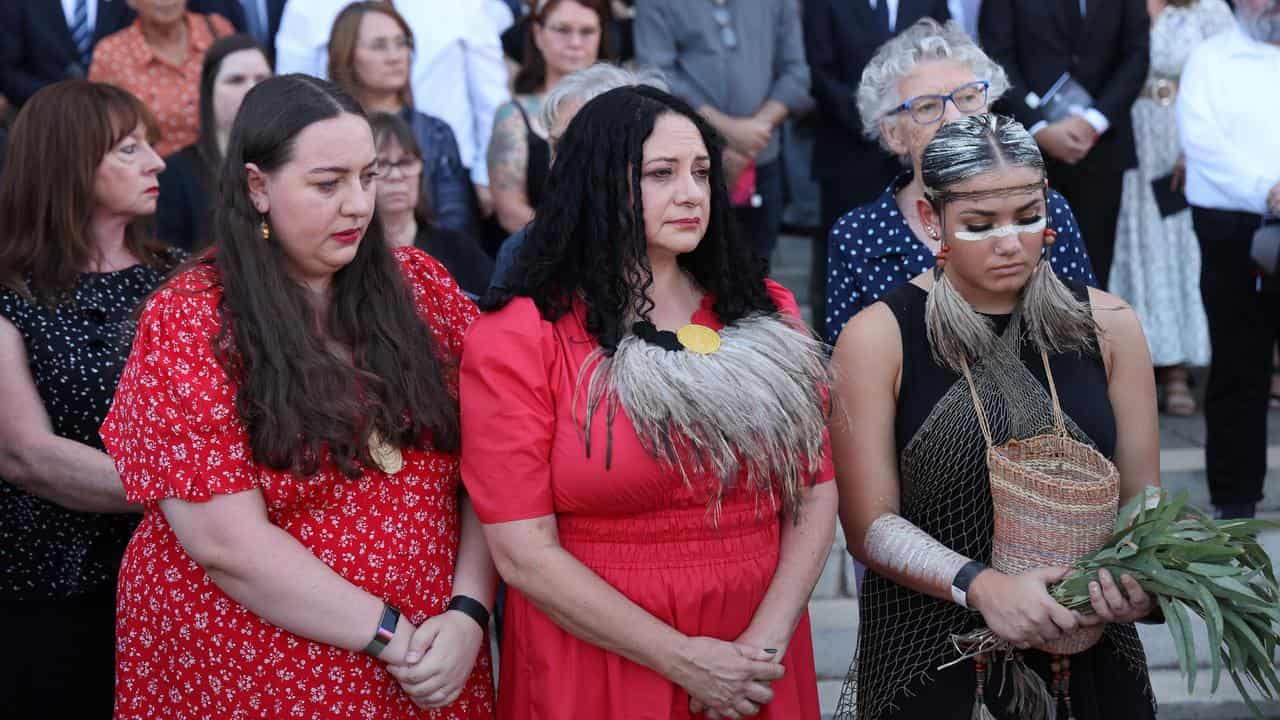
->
<box><xmin>832</xmin><ymin>301</ymin><xmax>903</xmax><ymax>377</ymax></box>
<box><xmin>1087</xmin><ymin>286</ymin><xmax>1151</xmax><ymax>372</ymax></box>
<box><xmin>1087</xmin><ymin>287</ymin><xmax>1143</xmax><ymax>340</ymax></box>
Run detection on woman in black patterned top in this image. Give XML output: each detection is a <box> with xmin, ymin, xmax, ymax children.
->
<box><xmin>0</xmin><ymin>81</ymin><xmax>179</xmax><ymax>715</ymax></box>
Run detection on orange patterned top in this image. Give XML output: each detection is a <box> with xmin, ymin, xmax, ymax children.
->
<box><xmin>89</xmin><ymin>12</ymin><xmax>234</xmax><ymax>157</ymax></box>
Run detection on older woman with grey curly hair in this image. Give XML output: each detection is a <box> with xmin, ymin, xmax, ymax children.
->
<box><xmin>823</xmin><ymin>18</ymin><xmax>1098</xmax><ymax>345</ymax></box>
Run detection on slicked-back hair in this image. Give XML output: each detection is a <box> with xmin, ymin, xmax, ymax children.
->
<box><xmin>201</xmin><ymin>74</ymin><xmax>460</xmax><ymax>477</ymax></box>
<box><xmin>919</xmin><ymin>113</ymin><xmax>1045</xmax><ymax>201</ymax></box>
<box><xmin>920</xmin><ymin>114</ymin><xmax>1098</xmax><ymax>370</ymax></box>
<box><xmin>0</xmin><ymin>80</ymin><xmax>170</xmax><ymax>301</ymax></box>
<box><xmin>483</xmin><ymin>85</ymin><xmax>775</xmax><ymax>352</ymax></box>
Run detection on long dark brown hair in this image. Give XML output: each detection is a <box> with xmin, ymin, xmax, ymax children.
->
<box><xmin>203</xmin><ymin>74</ymin><xmax>460</xmax><ymax>477</ymax></box>
<box><xmin>514</xmin><ymin>0</ymin><xmax>615</xmax><ymax>95</ymax></box>
<box><xmin>327</xmin><ymin>1</ymin><xmax>415</xmax><ymax>110</ymax></box>
<box><xmin>0</xmin><ymin>81</ymin><xmax>170</xmax><ymax>300</ymax></box>
<box><xmin>194</xmin><ymin>34</ymin><xmax>271</xmax><ymax>188</ymax></box>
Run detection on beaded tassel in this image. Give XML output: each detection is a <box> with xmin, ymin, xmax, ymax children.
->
<box><xmin>972</xmin><ymin>655</ymin><xmax>996</xmax><ymax>720</ymax></box>
<box><xmin>1051</xmin><ymin>655</ymin><xmax>1077</xmax><ymax>720</ymax></box>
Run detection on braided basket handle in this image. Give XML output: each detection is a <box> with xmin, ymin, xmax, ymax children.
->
<box><xmin>960</xmin><ymin>347</ymin><xmax>1068</xmax><ymax>448</ymax></box>
<box><xmin>959</xmin><ymin>359</ymin><xmax>996</xmax><ymax>448</ymax></box>
<box><xmin>1038</xmin><ymin>347</ymin><xmax>1068</xmax><ymax>437</ymax></box>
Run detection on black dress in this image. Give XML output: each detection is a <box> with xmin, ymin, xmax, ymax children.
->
<box><xmin>0</xmin><ymin>259</ymin><xmax>177</xmax><ymax>715</ymax></box>
<box><xmin>156</xmin><ymin>145</ymin><xmax>210</xmax><ymax>251</ymax></box>
<box><xmin>414</xmin><ymin>224</ymin><xmax>495</xmax><ymax>298</ymax></box>
<box><xmin>835</xmin><ymin>281</ymin><xmax>1154</xmax><ymax>720</ymax></box>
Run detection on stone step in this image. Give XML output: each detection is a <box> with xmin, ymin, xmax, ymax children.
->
<box><xmin>817</xmin><ymin>668</ymin><xmax>1280</xmax><ymax>720</ymax></box>
<box><xmin>808</xmin><ymin>528</ymin><xmax>1280</xmax><ymax>679</ymax></box>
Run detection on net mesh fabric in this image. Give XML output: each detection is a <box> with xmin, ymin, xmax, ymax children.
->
<box><xmin>834</xmin><ymin>311</ymin><xmax>1151</xmax><ymax>720</ymax></box>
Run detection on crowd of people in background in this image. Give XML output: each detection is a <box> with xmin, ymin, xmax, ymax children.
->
<box><xmin>1</xmin><ymin>0</ymin><xmax>1279</xmax><ymax>719</ymax></box>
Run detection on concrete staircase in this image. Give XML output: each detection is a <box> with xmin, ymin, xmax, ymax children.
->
<box><xmin>766</xmin><ymin>233</ymin><xmax>1280</xmax><ymax>719</ymax></box>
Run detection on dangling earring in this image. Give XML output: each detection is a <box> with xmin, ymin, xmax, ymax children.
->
<box><xmin>260</xmin><ymin>220</ymin><xmax>270</xmax><ymax>240</ymax></box>
<box><xmin>935</xmin><ymin>241</ymin><xmax>950</xmax><ymax>269</ymax></box>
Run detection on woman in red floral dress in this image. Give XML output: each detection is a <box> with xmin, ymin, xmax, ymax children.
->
<box><xmin>101</xmin><ymin>75</ymin><xmax>495</xmax><ymax>719</ymax></box>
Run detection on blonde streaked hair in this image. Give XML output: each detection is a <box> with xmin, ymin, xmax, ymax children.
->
<box><xmin>921</xmin><ymin>114</ymin><xmax>1099</xmax><ymax>371</ymax></box>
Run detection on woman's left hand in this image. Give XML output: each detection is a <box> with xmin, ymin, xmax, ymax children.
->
<box><xmin>1087</xmin><ymin>568</ymin><xmax>1154</xmax><ymax>624</ymax></box>
<box><xmin>387</xmin><ymin>610</ymin><xmax>484</xmax><ymax>709</ymax></box>
<box><xmin>689</xmin><ymin>630</ymin><xmax>788</xmax><ymax>719</ymax></box>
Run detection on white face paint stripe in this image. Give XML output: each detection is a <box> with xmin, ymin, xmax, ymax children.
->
<box><xmin>952</xmin><ymin>217</ymin><xmax>1047</xmax><ymax>242</ymax></box>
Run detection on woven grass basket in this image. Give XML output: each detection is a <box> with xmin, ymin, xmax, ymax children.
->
<box><xmin>962</xmin><ymin>349</ymin><xmax>1119</xmax><ymax>655</ymax></box>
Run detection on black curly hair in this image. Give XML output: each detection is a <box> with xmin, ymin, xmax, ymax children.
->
<box><xmin>482</xmin><ymin>84</ymin><xmax>774</xmax><ymax>351</ymax></box>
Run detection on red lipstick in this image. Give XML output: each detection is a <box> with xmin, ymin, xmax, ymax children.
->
<box><xmin>331</xmin><ymin>228</ymin><xmax>362</xmax><ymax>245</ymax></box>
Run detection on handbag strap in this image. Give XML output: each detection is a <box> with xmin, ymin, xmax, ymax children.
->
<box><xmin>959</xmin><ymin>346</ymin><xmax>1068</xmax><ymax>449</ymax></box>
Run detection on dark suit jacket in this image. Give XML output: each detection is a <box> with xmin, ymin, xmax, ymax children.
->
<box><xmin>156</xmin><ymin>146</ymin><xmax>210</xmax><ymax>252</ymax></box>
<box><xmin>0</xmin><ymin>0</ymin><xmax>136</xmax><ymax>106</ymax></box>
<box><xmin>803</xmin><ymin>0</ymin><xmax>950</xmax><ymax>203</ymax></box>
<box><xmin>188</xmin><ymin>0</ymin><xmax>286</xmax><ymax>64</ymax></box>
<box><xmin>980</xmin><ymin>0</ymin><xmax>1149</xmax><ymax>173</ymax></box>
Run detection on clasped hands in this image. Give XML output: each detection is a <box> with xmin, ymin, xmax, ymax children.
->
<box><xmin>383</xmin><ymin>610</ymin><xmax>485</xmax><ymax>710</ymax></box>
<box><xmin>674</xmin><ymin>634</ymin><xmax>787</xmax><ymax>719</ymax></box>
<box><xmin>971</xmin><ymin>566</ymin><xmax>1153</xmax><ymax>651</ymax></box>
<box><xmin>1036</xmin><ymin>115</ymin><xmax>1099</xmax><ymax>166</ymax></box>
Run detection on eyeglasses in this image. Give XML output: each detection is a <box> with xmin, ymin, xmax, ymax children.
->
<box><xmin>360</xmin><ymin>35</ymin><xmax>414</xmax><ymax>55</ymax></box>
<box><xmin>378</xmin><ymin>156</ymin><xmax>422</xmax><ymax>179</ymax></box>
<box><xmin>711</xmin><ymin>0</ymin><xmax>738</xmax><ymax>51</ymax></box>
<box><xmin>889</xmin><ymin>80</ymin><xmax>990</xmax><ymax>125</ymax></box>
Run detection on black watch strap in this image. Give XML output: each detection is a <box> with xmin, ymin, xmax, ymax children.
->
<box><xmin>447</xmin><ymin>595</ymin><xmax>490</xmax><ymax>631</ymax></box>
<box><xmin>363</xmin><ymin>602</ymin><xmax>400</xmax><ymax>657</ymax></box>
<box><xmin>951</xmin><ymin>560</ymin><xmax>987</xmax><ymax>609</ymax></box>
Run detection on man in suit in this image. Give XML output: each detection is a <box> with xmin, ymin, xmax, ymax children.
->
<box><xmin>803</xmin><ymin>0</ymin><xmax>950</xmax><ymax>339</ymax></box>
<box><xmin>980</xmin><ymin>0</ymin><xmax>1149</xmax><ymax>288</ymax></box>
<box><xmin>189</xmin><ymin>0</ymin><xmax>286</xmax><ymax>65</ymax></box>
<box><xmin>0</xmin><ymin>0</ymin><xmax>135</xmax><ymax>107</ymax></box>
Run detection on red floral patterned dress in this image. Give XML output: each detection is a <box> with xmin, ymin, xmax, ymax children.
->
<box><xmin>101</xmin><ymin>248</ymin><xmax>494</xmax><ymax>720</ymax></box>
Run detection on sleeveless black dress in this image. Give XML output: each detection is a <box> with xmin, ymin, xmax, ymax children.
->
<box><xmin>835</xmin><ymin>281</ymin><xmax>1154</xmax><ymax>720</ymax></box>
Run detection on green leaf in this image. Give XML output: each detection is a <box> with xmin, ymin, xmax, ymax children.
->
<box><xmin>1162</xmin><ymin>596</ymin><xmax>1197</xmax><ymax>694</ymax></box>
<box><xmin>1185</xmin><ymin>561</ymin><xmax>1247</xmax><ymax>577</ymax></box>
<box><xmin>1193</xmin><ymin>581</ymin><xmax>1226</xmax><ymax>694</ymax></box>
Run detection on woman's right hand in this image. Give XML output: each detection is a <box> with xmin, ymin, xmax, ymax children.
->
<box><xmin>968</xmin><ymin>567</ymin><xmax>1081</xmax><ymax>649</ymax></box>
<box><xmin>668</xmin><ymin>637</ymin><xmax>783</xmax><ymax>718</ymax></box>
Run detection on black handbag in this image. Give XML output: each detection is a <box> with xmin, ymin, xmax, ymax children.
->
<box><xmin>1249</xmin><ymin>218</ymin><xmax>1280</xmax><ymax>292</ymax></box>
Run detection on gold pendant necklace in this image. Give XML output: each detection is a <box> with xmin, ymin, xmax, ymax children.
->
<box><xmin>368</xmin><ymin>430</ymin><xmax>404</xmax><ymax>475</ymax></box>
<box><xmin>675</xmin><ymin>323</ymin><xmax>721</xmax><ymax>355</ymax></box>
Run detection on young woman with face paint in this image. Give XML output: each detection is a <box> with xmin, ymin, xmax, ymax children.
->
<box><xmin>828</xmin><ymin>114</ymin><xmax>1162</xmax><ymax>720</ymax></box>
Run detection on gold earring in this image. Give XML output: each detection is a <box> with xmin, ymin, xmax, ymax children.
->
<box><xmin>260</xmin><ymin>220</ymin><xmax>270</xmax><ymax>240</ymax></box>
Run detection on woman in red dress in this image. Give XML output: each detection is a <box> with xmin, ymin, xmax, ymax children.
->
<box><xmin>101</xmin><ymin>74</ymin><xmax>495</xmax><ymax>719</ymax></box>
<box><xmin>460</xmin><ymin>85</ymin><xmax>838</xmax><ymax>719</ymax></box>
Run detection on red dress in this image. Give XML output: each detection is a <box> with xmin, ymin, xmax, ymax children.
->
<box><xmin>459</xmin><ymin>280</ymin><xmax>830</xmax><ymax>719</ymax></box>
<box><xmin>101</xmin><ymin>248</ymin><xmax>494</xmax><ymax>720</ymax></box>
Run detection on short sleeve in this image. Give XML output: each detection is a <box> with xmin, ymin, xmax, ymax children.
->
<box><xmin>1046</xmin><ymin>191</ymin><xmax>1099</xmax><ymax>287</ymax></box>
<box><xmin>459</xmin><ymin>299</ymin><xmax>557</xmax><ymax>523</ymax></box>
<box><xmin>394</xmin><ymin>246</ymin><xmax>479</xmax><ymax>361</ymax></box>
<box><xmin>100</xmin><ymin>282</ymin><xmax>260</xmax><ymax>504</ymax></box>
<box><xmin>764</xmin><ymin>279</ymin><xmax>836</xmax><ymax>487</ymax></box>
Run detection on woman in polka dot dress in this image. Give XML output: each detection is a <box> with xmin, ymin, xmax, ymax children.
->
<box><xmin>0</xmin><ymin>82</ymin><xmax>177</xmax><ymax>716</ymax></box>
<box><xmin>101</xmin><ymin>76</ymin><xmax>494</xmax><ymax>719</ymax></box>
<box><xmin>824</xmin><ymin>20</ymin><xmax>1097</xmax><ymax>345</ymax></box>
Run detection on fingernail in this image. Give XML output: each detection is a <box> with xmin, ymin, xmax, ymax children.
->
<box><xmin>1090</xmin><ymin>582</ymin><xmax>1100</xmax><ymax>593</ymax></box>
<box><xmin>764</xmin><ymin>648</ymin><xmax>777</xmax><ymax>654</ymax></box>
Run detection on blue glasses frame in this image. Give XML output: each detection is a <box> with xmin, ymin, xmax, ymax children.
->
<box><xmin>889</xmin><ymin>80</ymin><xmax>991</xmax><ymax>124</ymax></box>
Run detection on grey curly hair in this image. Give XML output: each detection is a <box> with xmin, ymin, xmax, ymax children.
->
<box><xmin>541</xmin><ymin>63</ymin><xmax>669</xmax><ymax>139</ymax></box>
<box><xmin>856</xmin><ymin>18</ymin><xmax>1010</xmax><ymax>153</ymax></box>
